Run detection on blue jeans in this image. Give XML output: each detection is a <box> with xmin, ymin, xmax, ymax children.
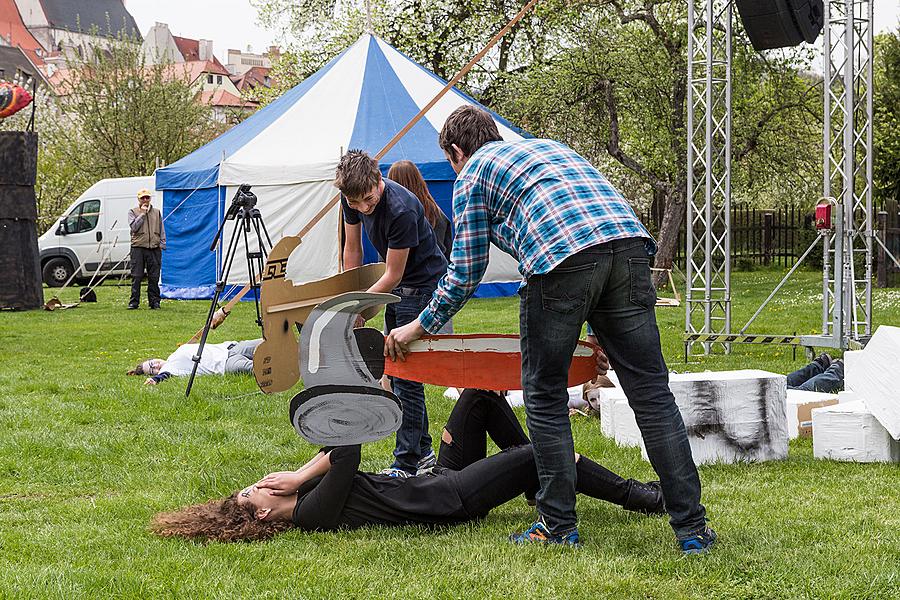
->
<box><xmin>386</xmin><ymin>286</ymin><xmax>435</xmax><ymax>473</ymax></box>
<box><xmin>787</xmin><ymin>360</ymin><xmax>844</xmax><ymax>393</ymax></box>
<box><xmin>520</xmin><ymin>238</ymin><xmax>706</xmax><ymax>538</ymax></box>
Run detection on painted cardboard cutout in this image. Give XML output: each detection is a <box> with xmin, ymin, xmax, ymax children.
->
<box><xmin>384</xmin><ymin>334</ymin><xmax>601</xmax><ymax>390</ymax></box>
<box><xmin>253</xmin><ymin>234</ymin><xmax>385</xmax><ymax>393</ymax></box>
<box><xmin>290</xmin><ymin>292</ymin><xmax>402</xmax><ymax>445</ymax></box>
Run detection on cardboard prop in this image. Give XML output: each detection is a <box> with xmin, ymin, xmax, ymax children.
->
<box><xmin>290</xmin><ymin>292</ymin><xmax>402</xmax><ymax>445</ymax></box>
<box><xmin>384</xmin><ymin>335</ymin><xmax>602</xmax><ymax>390</ymax></box>
<box><xmin>253</xmin><ymin>234</ymin><xmax>386</xmax><ymax>393</ymax></box>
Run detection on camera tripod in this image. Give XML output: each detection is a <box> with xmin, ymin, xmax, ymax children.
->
<box><xmin>185</xmin><ymin>185</ymin><xmax>273</xmax><ymax>398</ymax></box>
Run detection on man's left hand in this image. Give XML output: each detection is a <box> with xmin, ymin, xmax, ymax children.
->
<box><xmin>594</xmin><ymin>347</ymin><xmax>610</xmax><ymax>375</ymax></box>
<box><xmin>384</xmin><ymin>319</ymin><xmax>426</xmax><ymax>361</ymax></box>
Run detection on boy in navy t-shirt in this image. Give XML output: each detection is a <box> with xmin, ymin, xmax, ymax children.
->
<box><xmin>336</xmin><ymin>150</ymin><xmax>448</xmax><ymax>477</ymax></box>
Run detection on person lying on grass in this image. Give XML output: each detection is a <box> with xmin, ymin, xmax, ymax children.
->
<box><xmin>151</xmin><ymin>388</ymin><xmax>664</xmax><ymax>544</ymax></box>
<box><xmin>127</xmin><ymin>339</ymin><xmax>262</xmax><ymax>386</ymax></box>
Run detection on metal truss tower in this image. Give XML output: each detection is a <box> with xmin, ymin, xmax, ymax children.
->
<box><xmin>804</xmin><ymin>0</ymin><xmax>874</xmax><ymax>350</ymax></box>
<box><xmin>685</xmin><ymin>0</ymin><xmax>732</xmax><ymax>354</ymax></box>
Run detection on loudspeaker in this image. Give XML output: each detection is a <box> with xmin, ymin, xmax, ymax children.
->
<box><xmin>0</xmin><ymin>131</ymin><xmax>43</xmax><ymax>310</ymax></box>
<box><xmin>735</xmin><ymin>0</ymin><xmax>824</xmax><ymax>51</ymax></box>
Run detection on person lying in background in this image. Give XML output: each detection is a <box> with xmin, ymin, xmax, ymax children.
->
<box><xmin>787</xmin><ymin>354</ymin><xmax>843</xmax><ymax>394</ymax></box>
<box><xmin>127</xmin><ymin>339</ymin><xmax>263</xmax><ymax>386</ymax></box>
<box><xmin>151</xmin><ymin>388</ymin><xmax>664</xmax><ymax>544</ymax></box>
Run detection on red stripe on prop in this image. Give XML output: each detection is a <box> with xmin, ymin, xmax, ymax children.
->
<box><xmin>384</xmin><ymin>334</ymin><xmax>600</xmax><ymax>390</ymax></box>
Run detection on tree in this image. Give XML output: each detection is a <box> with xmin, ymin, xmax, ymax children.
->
<box><xmin>1</xmin><ymin>35</ymin><xmax>224</xmax><ymax>228</ymax></box>
<box><xmin>252</xmin><ymin>0</ymin><xmax>822</xmax><ymax>281</ymax></box>
<box><xmin>874</xmin><ymin>28</ymin><xmax>900</xmax><ymax>204</ymax></box>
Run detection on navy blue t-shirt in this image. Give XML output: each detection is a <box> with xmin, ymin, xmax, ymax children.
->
<box><xmin>342</xmin><ymin>178</ymin><xmax>448</xmax><ymax>289</ymax></box>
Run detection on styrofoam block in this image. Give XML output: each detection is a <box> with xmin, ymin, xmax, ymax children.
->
<box><xmin>838</xmin><ymin>391</ymin><xmax>859</xmax><ymax>404</ymax></box>
<box><xmin>612</xmin><ymin>398</ymin><xmax>642</xmax><ymax>447</ymax></box>
<box><xmin>812</xmin><ymin>400</ymin><xmax>900</xmax><ymax>463</ymax></box>
<box><xmin>666</xmin><ymin>370</ymin><xmax>789</xmax><ymax>464</ymax></box>
<box><xmin>842</xmin><ymin>326</ymin><xmax>900</xmax><ymax>439</ymax></box>
<box><xmin>786</xmin><ymin>390</ymin><xmax>839</xmax><ymax>439</ymax></box>
<box><xmin>599</xmin><ymin>393</ymin><xmax>616</xmax><ymax>438</ymax></box>
<box><xmin>842</xmin><ymin>350</ymin><xmax>865</xmax><ymax>392</ymax></box>
<box><xmin>443</xmin><ymin>387</ymin><xmax>460</xmax><ymax>401</ymax></box>
<box><xmin>504</xmin><ymin>386</ymin><xmax>585</xmax><ymax>409</ymax></box>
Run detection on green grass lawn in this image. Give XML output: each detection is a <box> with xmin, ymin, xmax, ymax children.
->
<box><xmin>1</xmin><ymin>269</ymin><xmax>899</xmax><ymax>599</ymax></box>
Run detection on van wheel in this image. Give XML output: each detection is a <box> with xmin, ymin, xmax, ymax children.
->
<box><xmin>43</xmin><ymin>257</ymin><xmax>74</xmax><ymax>287</ymax></box>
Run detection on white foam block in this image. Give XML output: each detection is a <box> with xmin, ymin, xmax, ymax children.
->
<box><xmin>443</xmin><ymin>387</ymin><xmax>460</xmax><ymax>401</ymax></box>
<box><xmin>812</xmin><ymin>400</ymin><xmax>900</xmax><ymax>463</ymax></box>
<box><xmin>666</xmin><ymin>370</ymin><xmax>789</xmax><ymax>465</ymax></box>
<box><xmin>598</xmin><ymin>386</ymin><xmax>628</xmax><ymax>439</ymax></box>
<box><xmin>612</xmin><ymin>398</ymin><xmax>642</xmax><ymax>447</ymax></box>
<box><xmin>786</xmin><ymin>389</ymin><xmax>839</xmax><ymax>439</ymax></box>
<box><xmin>843</xmin><ymin>326</ymin><xmax>900</xmax><ymax>439</ymax></box>
<box><xmin>842</xmin><ymin>350</ymin><xmax>865</xmax><ymax>391</ymax></box>
<box><xmin>838</xmin><ymin>391</ymin><xmax>859</xmax><ymax>404</ymax></box>
<box><xmin>504</xmin><ymin>386</ymin><xmax>585</xmax><ymax>409</ymax></box>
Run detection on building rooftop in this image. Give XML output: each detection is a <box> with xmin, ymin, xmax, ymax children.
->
<box><xmin>38</xmin><ymin>0</ymin><xmax>140</xmax><ymax>39</ymax></box>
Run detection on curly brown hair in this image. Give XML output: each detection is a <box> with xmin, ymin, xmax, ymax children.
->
<box><xmin>150</xmin><ymin>493</ymin><xmax>293</xmax><ymax>543</ymax></box>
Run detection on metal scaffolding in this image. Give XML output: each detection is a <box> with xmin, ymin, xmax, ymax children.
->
<box><xmin>684</xmin><ymin>0</ymin><xmax>874</xmax><ymax>354</ymax></box>
<box><xmin>685</xmin><ymin>0</ymin><xmax>732</xmax><ymax>354</ymax></box>
<box><xmin>804</xmin><ymin>0</ymin><xmax>874</xmax><ymax>350</ymax></box>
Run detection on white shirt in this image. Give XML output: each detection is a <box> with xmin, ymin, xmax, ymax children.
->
<box><xmin>160</xmin><ymin>341</ymin><xmax>236</xmax><ymax>377</ymax></box>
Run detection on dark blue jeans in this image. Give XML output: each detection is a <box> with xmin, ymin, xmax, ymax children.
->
<box><xmin>787</xmin><ymin>360</ymin><xmax>844</xmax><ymax>393</ymax></box>
<box><xmin>386</xmin><ymin>286</ymin><xmax>435</xmax><ymax>473</ymax></box>
<box><xmin>520</xmin><ymin>238</ymin><xmax>706</xmax><ymax>538</ymax></box>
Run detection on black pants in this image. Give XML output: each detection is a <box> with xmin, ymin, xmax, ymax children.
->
<box><xmin>440</xmin><ymin>389</ymin><xmax>630</xmax><ymax>520</ymax></box>
<box><xmin>130</xmin><ymin>247</ymin><xmax>161</xmax><ymax>306</ymax></box>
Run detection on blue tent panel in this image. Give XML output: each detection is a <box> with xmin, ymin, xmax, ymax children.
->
<box><xmin>160</xmin><ymin>187</ymin><xmax>221</xmax><ymax>299</ymax></box>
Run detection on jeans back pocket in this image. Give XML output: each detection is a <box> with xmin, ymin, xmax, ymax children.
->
<box><xmin>539</xmin><ymin>262</ymin><xmax>595</xmax><ymax>315</ymax></box>
<box><xmin>628</xmin><ymin>257</ymin><xmax>657</xmax><ymax>309</ymax></box>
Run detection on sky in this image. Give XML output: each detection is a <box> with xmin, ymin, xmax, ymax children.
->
<box><xmin>126</xmin><ymin>0</ymin><xmax>899</xmax><ymax>63</ymax></box>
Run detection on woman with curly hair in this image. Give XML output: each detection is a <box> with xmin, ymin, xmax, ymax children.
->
<box><xmin>152</xmin><ymin>389</ymin><xmax>664</xmax><ymax>544</ymax></box>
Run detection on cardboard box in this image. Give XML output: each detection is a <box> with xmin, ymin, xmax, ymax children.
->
<box><xmin>786</xmin><ymin>390</ymin><xmax>839</xmax><ymax>438</ymax></box>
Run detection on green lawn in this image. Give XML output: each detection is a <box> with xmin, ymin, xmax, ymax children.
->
<box><xmin>1</xmin><ymin>269</ymin><xmax>898</xmax><ymax>599</ymax></box>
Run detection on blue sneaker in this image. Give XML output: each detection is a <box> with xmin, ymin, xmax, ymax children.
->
<box><xmin>679</xmin><ymin>526</ymin><xmax>717</xmax><ymax>555</ymax></box>
<box><xmin>509</xmin><ymin>519</ymin><xmax>581</xmax><ymax>547</ymax></box>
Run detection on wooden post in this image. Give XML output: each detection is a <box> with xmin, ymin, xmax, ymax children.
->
<box><xmin>763</xmin><ymin>211</ymin><xmax>774</xmax><ymax>266</ymax></box>
<box><xmin>877</xmin><ymin>210</ymin><xmax>888</xmax><ymax>288</ymax></box>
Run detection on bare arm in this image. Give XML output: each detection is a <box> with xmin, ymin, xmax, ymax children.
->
<box><xmin>366</xmin><ymin>247</ymin><xmax>408</xmax><ymax>294</ymax></box>
<box><xmin>342</xmin><ymin>221</ymin><xmax>363</xmax><ymax>271</ymax></box>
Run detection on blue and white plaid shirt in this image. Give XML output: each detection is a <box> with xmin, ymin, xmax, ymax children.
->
<box><xmin>418</xmin><ymin>139</ymin><xmax>654</xmax><ymax>333</ymax></box>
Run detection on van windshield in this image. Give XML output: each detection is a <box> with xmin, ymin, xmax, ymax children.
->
<box><xmin>64</xmin><ymin>199</ymin><xmax>101</xmax><ymax>233</ymax></box>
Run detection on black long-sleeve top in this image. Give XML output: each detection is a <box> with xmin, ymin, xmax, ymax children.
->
<box><xmin>292</xmin><ymin>446</ymin><xmax>469</xmax><ymax>531</ymax></box>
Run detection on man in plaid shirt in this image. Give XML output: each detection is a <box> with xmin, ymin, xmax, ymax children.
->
<box><xmin>385</xmin><ymin>106</ymin><xmax>714</xmax><ymax>554</ymax></box>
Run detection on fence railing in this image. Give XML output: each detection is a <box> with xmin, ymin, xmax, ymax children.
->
<box><xmin>640</xmin><ymin>200</ymin><xmax>900</xmax><ymax>286</ymax></box>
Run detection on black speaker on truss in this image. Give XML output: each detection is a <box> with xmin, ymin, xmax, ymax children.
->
<box><xmin>735</xmin><ymin>0</ymin><xmax>824</xmax><ymax>51</ymax></box>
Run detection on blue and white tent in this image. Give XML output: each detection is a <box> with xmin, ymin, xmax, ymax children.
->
<box><xmin>155</xmin><ymin>34</ymin><xmax>525</xmax><ymax>299</ymax></box>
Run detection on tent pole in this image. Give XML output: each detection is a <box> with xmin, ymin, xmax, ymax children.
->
<box><xmin>191</xmin><ymin>0</ymin><xmax>540</xmax><ymax>335</ymax></box>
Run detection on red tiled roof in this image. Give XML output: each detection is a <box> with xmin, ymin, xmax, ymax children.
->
<box><xmin>0</xmin><ymin>0</ymin><xmax>45</xmax><ymax>64</ymax></box>
<box><xmin>231</xmin><ymin>66</ymin><xmax>271</xmax><ymax>91</ymax></box>
<box><xmin>172</xmin><ymin>35</ymin><xmax>227</xmax><ymax>71</ymax></box>
<box><xmin>198</xmin><ymin>88</ymin><xmax>256</xmax><ymax>108</ymax></box>
<box><xmin>162</xmin><ymin>59</ymin><xmax>230</xmax><ymax>84</ymax></box>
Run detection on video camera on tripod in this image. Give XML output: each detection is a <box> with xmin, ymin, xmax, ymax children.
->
<box><xmin>187</xmin><ymin>183</ymin><xmax>273</xmax><ymax>398</ymax></box>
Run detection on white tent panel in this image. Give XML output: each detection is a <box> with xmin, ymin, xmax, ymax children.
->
<box><xmin>218</xmin><ymin>38</ymin><xmax>371</xmax><ymax>185</ymax></box>
<box><xmin>220</xmin><ymin>182</ymin><xmax>341</xmax><ymax>285</ymax></box>
<box><xmin>375</xmin><ymin>38</ymin><xmax>523</xmax><ymax>142</ymax></box>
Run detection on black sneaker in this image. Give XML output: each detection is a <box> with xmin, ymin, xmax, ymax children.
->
<box><xmin>813</xmin><ymin>353</ymin><xmax>832</xmax><ymax>370</ymax></box>
<box><xmin>150</xmin><ymin>303</ymin><xmax>161</xmax><ymax>310</ymax></box>
<box><xmin>127</xmin><ymin>303</ymin><xmax>139</xmax><ymax>310</ymax></box>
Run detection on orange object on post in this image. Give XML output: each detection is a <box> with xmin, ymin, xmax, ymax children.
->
<box><xmin>384</xmin><ymin>334</ymin><xmax>601</xmax><ymax>390</ymax></box>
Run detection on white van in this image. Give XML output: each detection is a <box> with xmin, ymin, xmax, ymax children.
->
<box><xmin>38</xmin><ymin>176</ymin><xmax>156</xmax><ymax>287</ymax></box>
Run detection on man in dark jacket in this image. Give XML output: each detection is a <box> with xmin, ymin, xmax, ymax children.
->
<box><xmin>127</xmin><ymin>188</ymin><xmax>166</xmax><ymax>309</ymax></box>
